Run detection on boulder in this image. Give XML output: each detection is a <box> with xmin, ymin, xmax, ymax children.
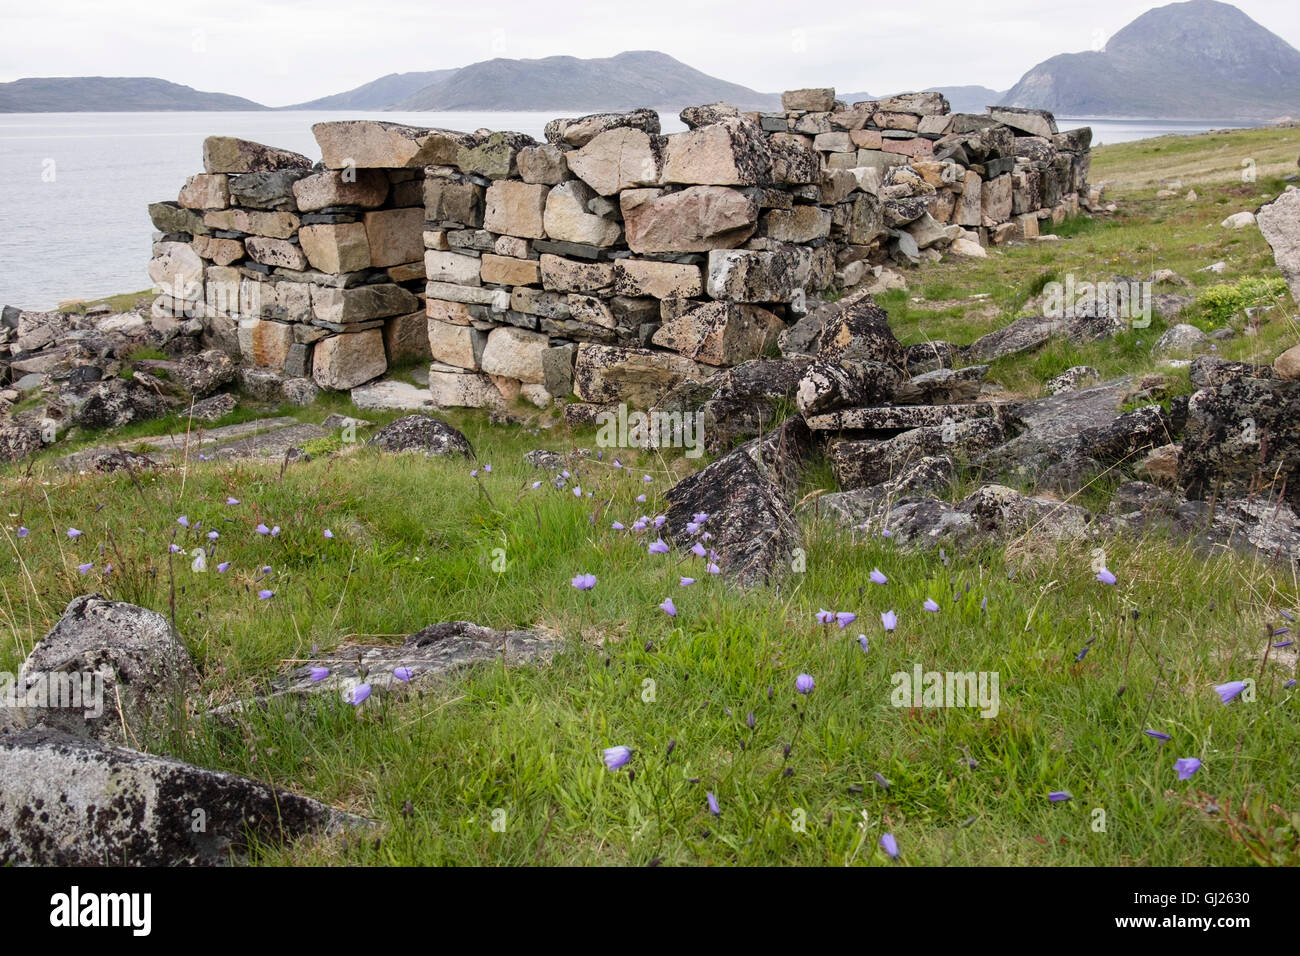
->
<box><xmin>367</xmin><ymin>414</ymin><xmax>473</xmax><ymax>457</ymax></box>
<box><xmin>567</xmin><ymin>127</ymin><xmax>664</xmax><ymax>195</ymax></box>
<box><xmin>1179</xmin><ymin>376</ymin><xmax>1300</xmax><ymax>505</ymax></box>
<box><xmin>543</xmin><ymin>180</ymin><xmax>621</xmax><ymax>247</ymax></box>
<box><xmin>71</xmin><ymin>379</ymin><xmax>168</xmax><ymax>429</ymax></box>
<box><xmin>0</xmin><ymin>729</ymin><xmax>363</xmax><ymax>865</ymax></box>
<box><xmin>312</xmin><ymin>330</ymin><xmax>388</xmax><ymax>390</ymax></box>
<box><xmin>831</xmin><ymin>418</ymin><xmax>1006</xmax><ymax>488</ymax></box>
<box><xmin>620</xmin><ymin>186</ymin><xmax>758</xmax><ymax>254</ymax></box>
<box><xmin>795</xmin><ymin>360</ymin><xmax>901</xmax><ymax>416</ymax></box>
<box><xmin>1220</xmin><ymin>211</ymin><xmax>1256</xmax><ymax>229</ymax></box>
<box><xmin>517</xmin><ymin>145</ymin><xmax>569</xmax><ymax>185</ymax></box>
<box><xmin>651</xmin><ymin>301</ymin><xmax>784</xmax><ymax>366</ymax></box>
<box><xmin>312</xmin><ymin>121</ymin><xmax>466</xmax><ymax>168</ymax></box>
<box><xmin>664</xmin><ymin>418</ymin><xmax>812</xmax><ymax>587</ymax></box>
<box><xmin>986</xmin><ymin>107</ymin><xmax>1058</xmax><ymax>139</ymax></box>
<box><xmin>661</xmin><ymin>117</ymin><xmax>771</xmax><ymax>186</ymax></box>
<box><xmin>201</xmin><ymin>136</ymin><xmax>311</xmax><ymax>174</ymax></box>
<box><xmin>1257</xmin><ymin>186</ymin><xmax>1300</xmax><ymax>304</ymax></box>
<box><xmin>544</xmin><ymin>108</ymin><xmax>661</xmax><ymax>148</ymax></box>
<box><xmin>479</xmin><ymin>326</ymin><xmax>549</xmax><ymax>384</ymax></box>
<box><xmin>1153</xmin><ymin>323</ymin><xmax>1208</xmax><ymax>355</ymax></box>
<box><xmin>176</xmin><ymin>349</ymin><xmax>237</xmax><ymax>397</ymax></box>
<box><xmin>804</xmin><ymin>290</ymin><xmax>905</xmax><ymax>366</ymax></box>
<box><xmin>782</xmin><ymin>89</ymin><xmax>836</xmax><ymax>111</ymax></box>
<box><xmin>0</xmin><ymin>424</ymin><xmax>43</xmax><ymax>463</ymax></box>
<box><xmin>456</xmin><ymin>131</ymin><xmax>535</xmax><ymax>180</ymax></box>
<box><xmin>574</xmin><ymin>343</ymin><xmax>709</xmax><ymax>406</ymax></box>
<box><xmin>8</xmin><ymin>594</ymin><xmax>199</xmax><ymax>745</ymax></box>
<box><xmin>706</xmin><ymin>245</ymin><xmax>817</xmax><ymax>303</ymax></box>
<box><xmin>895</xmin><ymin>365</ymin><xmax>988</xmax><ymax>405</ymax></box>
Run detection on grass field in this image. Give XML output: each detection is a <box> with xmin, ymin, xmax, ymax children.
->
<box><xmin>2</xmin><ymin>127</ymin><xmax>1298</xmax><ymax>866</ymax></box>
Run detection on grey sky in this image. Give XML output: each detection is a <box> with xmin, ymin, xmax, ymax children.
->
<box><xmin>3</xmin><ymin>0</ymin><xmax>1298</xmax><ymax>107</ymax></box>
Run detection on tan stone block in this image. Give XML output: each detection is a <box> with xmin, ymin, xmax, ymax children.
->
<box><xmin>299</xmin><ymin>222</ymin><xmax>372</xmax><ymax>273</ymax></box>
<box><xmin>482</xmin><ymin>180</ymin><xmax>549</xmax><ymax>239</ymax></box>
<box><xmin>365</xmin><ymin>207</ymin><xmax>425</xmax><ymax>268</ymax></box>
<box><xmin>481</xmin><ymin>254</ymin><xmax>540</xmax><ymax>286</ymax></box>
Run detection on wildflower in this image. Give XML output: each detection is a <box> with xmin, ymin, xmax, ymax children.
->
<box><xmin>67</xmin><ymin>528</ymin><xmax>82</xmax><ymax>538</ymax></box>
<box><xmin>869</xmin><ymin>568</ymin><xmax>887</xmax><ymax>585</ymax></box>
<box><xmin>836</xmin><ymin>611</ymin><xmax>856</xmax><ymax>629</ymax></box>
<box><xmin>706</xmin><ymin>792</ymin><xmax>720</xmax><ymax>816</ymax></box>
<box><xmin>706</xmin><ymin>562</ymin><xmax>721</xmax><ymax>575</ymax></box>
<box><xmin>1143</xmin><ymin>730</ymin><xmax>1172</xmax><ymax>741</ymax></box>
<box><xmin>686</xmin><ymin>521</ymin><xmax>701</xmax><ymax>535</ymax></box>
<box><xmin>816</xmin><ymin>609</ymin><xmax>835</xmax><ymax>625</ymax></box>
<box><xmin>323</xmin><ymin>529</ymin><xmax>334</xmax><ymax>539</ymax></box>
<box><xmin>795</xmin><ymin>674</ymin><xmax>815</xmax><ymax>695</ymax></box>
<box><xmin>632</xmin><ymin>518</ymin><xmax>648</xmax><ymax>532</ymax></box>
<box><xmin>17</xmin><ymin>527</ymin><xmax>29</xmax><ymax>538</ymax></box>
<box><xmin>347</xmin><ymin>684</ymin><xmax>371</xmax><ymax>705</ymax></box>
<box><xmin>1048</xmin><ymin>791</ymin><xmax>1072</xmax><ymax>802</ymax></box>
<box><xmin>880</xmin><ymin>833</ymin><xmax>899</xmax><ymax>859</ymax></box>
<box><xmin>1214</xmin><ymin>680</ymin><xmax>1248</xmax><ymax>705</ymax></box>
<box><xmin>603</xmin><ymin>746</ymin><xmax>632</xmax><ymax>771</ymax></box>
<box><xmin>573</xmin><ymin>486</ymin><xmax>582</xmax><ymax>497</ymax></box>
<box><xmin>857</xmin><ymin>635</ymin><xmax>869</xmax><ymax>653</ymax></box>
<box><xmin>393</xmin><ymin>667</ymin><xmax>413</xmax><ymax>682</ymax></box>
<box><xmin>923</xmin><ymin>598</ymin><xmax>940</xmax><ymax>612</ymax></box>
<box><xmin>636</xmin><ymin>494</ymin><xmax>647</xmax><ymax>503</ymax></box>
<box><xmin>531</xmin><ymin>481</ymin><xmax>542</xmax><ymax>490</ymax></box>
<box><xmin>216</xmin><ymin>562</ymin><xmax>230</xmax><ymax>573</ymax></box>
<box><xmin>881</xmin><ymin>529</ymin><xmax>893</xmax><ymax>538</ymax></box>
<box><xmin>690</xmin><ymin>542</ymin><xmax>707</xmax><ymax>558</ymax></box>
<box><xmin>77</xmin><ymin>563</ymin><xmax>93</xmax><ymax>574</ymax></box>
<box><xmin>1174</xmin><ymin>757</ymin><xmax>1201</xmax><ymax>781</ymax></box>
<box><xmin>642</xmin><ymin>475</ymin><xmax>652</xmax><ymax>483</ymax></box>
<box><xmin>271</xmin><ymin>526</ymin><xmax>280</xmax><ymax>536</ymax></box>
<box><xmin>692</xmin><ymin>512</ymin><xmax>708</xmax><ymax>524</ymax></box>
<box><xmin>680</xmin><ymin>577</ymin><xmax>695</xmax><ymax>586</ymax></box>
<box><xmin>659</xmin><ymin>597</ymin><xmax>677</xmax><ymax>617</ymax></box>
<box><xmin>612</xmin><ymin>521</ymin><xmax>625</xmax><ymax>530</ymax></box>
<box><xmin>208</xmin><ymin>531</ymin><xmax>219</xmax><ymax>540</ymax></box>
<box><xmin>881</xmin><ymin>610</ymin><xmax>898</xmax><ymax>631</ymax></box>
<box><xmin>1075</xmin><ymin>647</ymin><xmax>1089</xmax><ymax>662</ymax></box>
<box><xmin>226</xmin><ymin>497</ymin><xmax>239</xmax><ymax>505</ymax></box>
<box><xmin>613</xmin><ymin>459</ymin><xmax>622</xmax><ymax>468</ymax></box>
<box><xmin>571</xmin><ymin>573</ymin><xmax>597</xmax><ymax>591</ymax></box>
<box><xmin>653</xmin><ymin>515</ymin><xmax>667</xmax><ymax>529</ymax></box>
<box><xmin>470</xmin><ymin>469</ymin><xmax>478</xmax><ymax>477</ymax></box>
<box><xmin>1096</xmin><ymin>568</ymin><xmax>1117</xmax><ymax>586</ymax></box>
<box><xmin>1280</xmin><ymin>609</ymin><xmax>1294</xmax><ymax>622</ymax></box>
<box><xmin>256</xmin><ymin>524</ymin><xmax>270</xmax><ymax>535</ymax></box>
<box><xmin>309</xmin><ymin>667</ymin><xmax>329</xmax><ymax>682</ymax></box>
<box><xmin>169</xmin><ymin>544</ymin><xmax>182</xmax><ymax>553</ymax></box>
<box><xmin>648</xmin><ymin>539</ymin><xmax>669</xmax><ymax>554</ymax></box>
<box><xmin>873</xmin><ymin>773</ymin><xmax>891</xmax><ymax>790</ymax></box>
<box><xmin>483</xmin><ymin>464</ymin><xmax>492</xmax><ymax>473</ymax></box>
<box><xmin>258</xmin><ymin>590</ymin><xmax>273</xmax><ymax>600</ymax></box>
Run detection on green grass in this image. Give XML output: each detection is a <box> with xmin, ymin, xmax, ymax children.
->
<box><xmin>2</xmin><ymin>125</ymin><xmax>1298</xmax><ymax>866</ymax></box>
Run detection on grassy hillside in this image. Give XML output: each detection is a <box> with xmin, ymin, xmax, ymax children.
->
<box><xmin>2</xmin><ymin>127</ymin><xmax>1298</xmax><ymax>866</ymax></box>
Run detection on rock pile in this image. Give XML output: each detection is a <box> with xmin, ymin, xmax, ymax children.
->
<box><xmin>145</xmin><ymin>93</ymin><xmax>1091</xmax><ymax>409</ymax></box>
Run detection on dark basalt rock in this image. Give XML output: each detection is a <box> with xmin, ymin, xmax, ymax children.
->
<box><xmin>810</xmin><ymin>292</ymin><xmax>905</xmax><ymax>367</ymax></box>
<box><xmin>368</xmin><ymin>414</ymin><xmax>474</xmax><ymax>458</ymax></box>
<box><xmin>831</xmin><ymin>417</ymin><xmax>1006</xmax><ymax>489</ymax></box>
<box><xmin>1188</xmin><ymin>356</ymin><xmax>1276</xmax><ymax>389</ymax></box>
<box><xmin>663</xmin><ymin>418</ymin><xmax>812</xmax><ymax>587</ymax></box>
<box><xmin>227</xmin><ymin>169</ymin><xmax>310</xmax><ymax>211</ymax></box>
<box><xmin>1179</xmin><ymin>376</ymin><xmax>1300</xmax><ymax>505</ymax></box>
<box><xmin>0</xmin><ymin>729</ymin><xmax>365</xmax><ymax>866</ymax></box>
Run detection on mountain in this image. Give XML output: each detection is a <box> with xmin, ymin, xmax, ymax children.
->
<box><xmin>393</xmin><ymin>51</ymin><xmax>780</xmax><ymax>111</ymax></box>
<box><xmin>0</xmin><ymin>76</ymin><xmax>266</xmax><ymax>112</ymax></box>
<box><xmin>282</xmin><ymin>70</ymin><xmax>458</xmax><ymax>110</ymax></box>
<box><xmin>1000</xmin><ymin>0</ymin><xmax>1300</xmax><ymax>119</ymax></box>
<box><xmin>841</xmin><ymin>86</ymin><xmax>1005</xmax><ymax>114</ymax></box>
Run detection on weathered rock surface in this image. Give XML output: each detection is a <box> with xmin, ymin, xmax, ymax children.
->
<box><xmin>367</xmin><ymin>414</ymin><xmax>473</xmax><ymax>457</ymax></box>
<box><xmin>1257</xmin><ymin>186</ymin><xmax>1300</xmax><ymax>304</ymax></box>
<box><xmin>0</xmin><ymin>729</ymin><xmax>364</xmax><ymax>866</ymax></box>
<box><xmin>8</xmin><ymin>594</ymin><xmax>199</xmax><ymax>745</ymax></box>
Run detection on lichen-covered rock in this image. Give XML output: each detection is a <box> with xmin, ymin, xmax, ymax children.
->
<box><xmin>0</xmin><ymin>424</ymin><xmax>42</xmax><ymax>463</ymax></box>
<box><xmin>795</xmin><ymin>360</ymin><xmax>900</xmax><ymax>416</ymax></box>
<box><xmin>1179</xmin><ymin>376</ymin><xmax>1300</xmax><ymax>505</ymax></box>
<box><xmin>807</xmin><ymin>402</ymin><xmax>995</xmax><ymax>433</ymax></box>
<box><xmin>806</xmin><ymin>290</ymin><xmax>905</xmax><ymax>367</ymax></box>
<box><xmin>313</xmin><ymin>121</ymin><xmax>468</xmax><ymax>168</ymax></box>
<box><xmin>663</xmin><ymin>418</ymin><xmax>812</xmax><ymax>587</ymax></box>
<box><xmin>574</xmin><ymin>343</ymin><xmax>709</xmax><ymax>406</ymax></box>
<box><xmin>367</xmin><ymin>414</ymin><xmax>473</xmax><ymax>458</ymax></box>
<box><xmin>0</xmin><ymin>729</ymin><xmax>365</xmax><ymax>866</ymax></box>
<box><xmin>831</xmin><ymin>417</ymin><xmax>1006</xmax><ymax>489</ymax></box>
<box><xmin>176</xmin><ymin>349</ymin><xmax>237</xmax><ymax>397</ymax></box>
<box><xmin>10</xmin><ymin>594</ymin><xmax>199</xmax><ymax>744</ymax></box>
<box><xmin>1045</xmin><ymin>366</ymin><xmax>1100</xmax><ymax>395</ymax></box>
<box><xmin>620</xmin><ymin>185</ymin><xmax>758</xmax><ymax>254</ymax></box>
<box><xmin>894</xmin><ymin>365</ymin><xmax>988</xmax><ymax>405</ymax></box>
<box><xmin>811</xmin><ymin>456</ymin><xmax>956</xmax><ymax>526</ymax></box>
<box><xmin>201</xmin><ymin>136</ymin><xmax>312</xmax><ymax>174</ymax></box>
<box><xmin>651</xmin><ymin>301</ymin><xmax>784</xmax><ymax>366</ymax></box>
<box><xmin>967</xmin><ymin>314</ymin><xmax>1064</xmax><ymax>362</ymax></box>
<box><xmin>544</xmin><ymin>108</ymin><xmax>661</xmax><ymax>148</ymax></box>
<box><xmin>1189</xmin><ymin>355</ymin><xmax>1275</xmax><ymax>389</ymax></box>
<box><xmin>1257</xmin><ymin>186</ymin><xmax>1300</xmax><ymax>305</ymax></box>
<box><xmin>70</xmin><ymin>378</ymin><xmax>168</xmax><ymax>429</ymax></box>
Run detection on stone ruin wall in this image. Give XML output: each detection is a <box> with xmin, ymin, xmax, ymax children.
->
<box><xmin>146</xmin><ymin>89</ymin><xmax>1091</xmax><ymax>414</ymax></box>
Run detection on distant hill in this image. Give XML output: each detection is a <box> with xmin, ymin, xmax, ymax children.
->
<box><xmin>0</xmin><ymin>76</ymin><xmax>267</xmax><ymax>112</ymax></box>
<box><xmin>393</xmin><ymin>51</ymin><xmax>780</xmax><ymax>111</ymax></box>
<box><xmin>282</xmin><ymin>70</ymin><xmax>458</xmax><ymax>110</ymax></box>
<box><xmin>1000</xmin><ymin>0</ymin><xmax>1300</xmax><ymax>119</ymax></box>
<box><xmin>840</xmin><ymin>85</ymin><xmax>1005</xmax><ymax>114</ymax></box>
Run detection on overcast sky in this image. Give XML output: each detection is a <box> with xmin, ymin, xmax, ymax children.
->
<box><xmin>3</xmin><ymin>0</ymin><xmax>1298</xmax><ymax>106</ymax></box>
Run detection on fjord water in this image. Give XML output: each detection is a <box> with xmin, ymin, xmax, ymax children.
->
<box><xmin>0</xmin><ymin>111</ymin><xmax>1249</xmax><ymax>310</ymax></box>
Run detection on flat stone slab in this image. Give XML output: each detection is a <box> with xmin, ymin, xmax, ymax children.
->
<box><xmin>0</xmin><ymin>728</ymin><xmax>366</xmax><ymax>866</ymax></box>
<box><xmin>351</xmin><ymin>379</ymin><xmax>437</xmax><ymax>411</ymax></box>
<box><xmin>54</xmin><ymin>417</ymin><xmax>306</xmax><ymax>470</ymax></box>
<box><xmin>205</xmin><ymin>422</ymin><xmax>328</xmax><ymax>460</ymax></box>
<box><xmin>212</xmin><ymin>621</ymin><xmax>562</xmax><ymax>714</ymax></box>
<box><xmin>805</xmin><ymin>402</ymin><xmax>995</xmax><ymax>432</ymax></box>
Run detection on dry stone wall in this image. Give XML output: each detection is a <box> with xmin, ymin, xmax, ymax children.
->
<box><xmin>147</xmin><ymin>90</ymin><xmax>1091</xmax><ymax>412</ymax></box>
